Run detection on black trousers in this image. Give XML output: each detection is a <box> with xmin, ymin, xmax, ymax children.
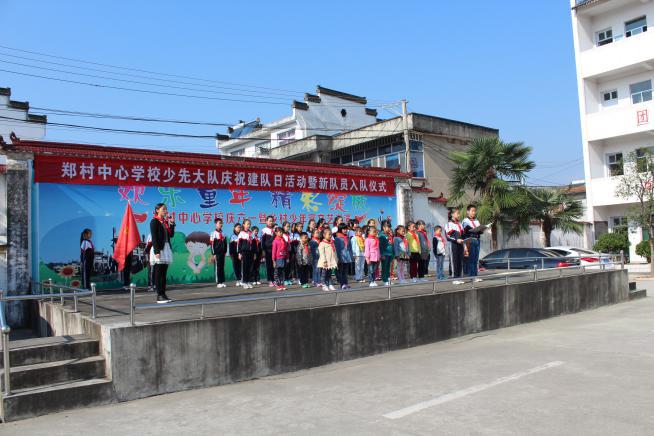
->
<box><xmin>241</xmin><ymin>252</ymin><xmax>254</xmax><ymax>284</ymax></box>
<box><xmin>264</xmin><ymin>249</ymin><xmax>274</xmax><ymax>282</ymax></box>
<box><xmin>298</xmin><ymin>264</ymin><xmax>311</xmax><ymax>285</ymax></box>
<box><xmin>252</xmin><ymin>254</ymin><xmax>261</xmax><ymax>282</ymax></box>
<box><xmin>153</xmin><ymin>263</ymin><xmax>169</xmax><ymax>296</ymax></box>
<box><xmin>336</xmin><ymin>263</ymin><xmax>349</xmax><ymax>286</ymax></box>
<box><xmin>231</xmin><ymin>255</ymin><xmax>241</xmax><ymax>281</ymax></box>
<box><xmin>81</xmin><ymin>260</ymin><xmax>92</xmax><ymax>290</ymax></box>
<box><xmin>122</xmin><ymin>252</ymin><xmax>132</xmax><ymax>286</ymax></box>
<box><xmin>419</xmin><ymin>255</ymin><xmax>430</xmax><ymax>278</ymax></box>
<box><xmin>451</xmin><ymin>243</ymin><xmax>464</xmax><ymax>278</ymax></box>
<box><xmin>214</xmin><ymin>255</ymin><xmax>225</xmax><ymax>284</ymax></box>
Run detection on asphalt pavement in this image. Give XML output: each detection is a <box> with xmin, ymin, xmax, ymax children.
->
<box><xmin>3</xmin><ymin>280</ymin><xmax>652</xmax><ymax>435</ymax></box>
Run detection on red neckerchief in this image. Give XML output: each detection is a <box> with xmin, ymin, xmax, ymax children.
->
<box><xmin>311</xmin><ymin>236</ymin><xmax>321</xmax><ymax>243</ymax></box>
<box><xmin>452</xmin><ymin>219</ymin><xmax>463</xmax><ymax>234</ymax></box>
<box><xmin>435</xmin><ymin>232</ymin><xmax>446</xmax><ymax>246</ymax></box>
<box><xmin>322</xmin><ymin>238</ymin><xmax>335</xmax><ymax>252</ymax></box>
<box><xmin>283</xmin><ymin>233</ymin><xmax>290</xmax><ymax>243</ymax></box>
<box><xmin>302</xmin><ymin>243</ymin><xmax>309</xmax><ymax>255</ymax></box>
<box><xmin>384</xmin><ymin>230</ymin><xmax>393</xmax><ymax>240</ymax></box>
<box><xmin>81</xmin><ymin>239</ymin><xmax>94</xmax><ymax>251</ymax></box>
<box><xmin>336</xmin><ymin>233</ymin><xmax>349</xmax><ymax>247</ymax></box>
<box><xmin>417</xmin><ymin>229</ymin><xmax>430</xmax><ymax>248</ymax></box>
<box><xmin>213</xmin><ymin>230</ymin><xmax>223</xmax><ymax>240</ymax></box>
<box><xmin>398</xmin><ymin>234</ymin><xmax>408</xmax><ymax>249</ymax></box>
<box><xmin>156</xmin><ymin>215</ymin><xmax>172</xmax><ymax>236</ymax></box>
<box><xmin>407</xmin><ymin>230</ymin><xmax>421</xmax><ymax>248</ymax></box>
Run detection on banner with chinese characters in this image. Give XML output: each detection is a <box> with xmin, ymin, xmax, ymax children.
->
<box><xmin>35</xmin><ymin>182</ymin><xmax>397</xmax><ymax>289</ymax></box>
<box><xmin>33</xmin><ymin>155</ymin><xmax>395</xmax><ymax>196</ymax></box>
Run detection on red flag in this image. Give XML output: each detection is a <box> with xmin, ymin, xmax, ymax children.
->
<box><xmin>113</xmin><ymin>202</ymin><xmax>141</xmax><ymax>272</ymax></box>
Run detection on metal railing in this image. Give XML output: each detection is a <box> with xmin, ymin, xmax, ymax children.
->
<box><xmin>128</xmin><ymin>253</ymin><xmax>625</xmax><ymax>326</ymax></box>
<box><xmin>0</xmin><ymin>281</ymin><xmax>97</xmax><ymax>396</ymax></box>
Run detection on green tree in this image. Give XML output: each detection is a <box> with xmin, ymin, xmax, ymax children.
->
<box><xmin>449</xmin><ymin>136</ymin><xmax>535</xmax><ymax>250</ymax></box>
<box><xmin>508</xmin><ymin>188</ymin><xmax>584</xmax><ymax>247</ymax></box>
<box><xmin>615</xmin><ymin>150</ymin><xmax>654</xmax><ymax>274</ymax></box>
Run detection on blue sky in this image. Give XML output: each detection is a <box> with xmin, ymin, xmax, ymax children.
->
<box><xmin>1</xmin><ymin>0</ymin><xmax>582</xmax><ymax>185</ymax></box>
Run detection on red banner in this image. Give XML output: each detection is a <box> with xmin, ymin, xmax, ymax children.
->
<box><xmin>33</xmin><ymin>155</ymin><xmax>395</xmax><ymax>196</ymax></box>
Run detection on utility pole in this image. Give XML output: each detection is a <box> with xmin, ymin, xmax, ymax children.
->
<box><xmin>401</xmin><ymin>99</ymin><xmax>411</xmax><ymax>177</ymax></box>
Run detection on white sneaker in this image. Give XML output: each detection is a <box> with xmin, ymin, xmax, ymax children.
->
<box><xmin>322</xmin><ymin>285</ymin><xmax>330</xmax><ymax>292</ymax></box>
<box><xmin>452</xmin><ymin>280</ymin><xmax>464</xmax><ymax>285</ymax></box>
<box><xmin>412</xmin><ymin>278</ymin><xmax>418</xmax><ymax>283</ymax></box>
<box><xmin>384</xmin><ymin>281</ymin><xmax>391</xmax><ymax>286</ymax></box>
<box><xmin>369</xmin><ymin>282</ymin><xmax>378</xmax><ymax>287</ymax></box>
<box><xmin>474</xmin><ymin>278</ymin><xmax>483</xmax><ymax>283</ymax></box>
<box><xmin>235</xmin><ymin>281</ymin><xmax>242</xmax><ymax>287</ymax></box>
<box><xmin>329</xmin><ymin>285</ymin><xmax>336</xmax><ymax>291</ymax></box>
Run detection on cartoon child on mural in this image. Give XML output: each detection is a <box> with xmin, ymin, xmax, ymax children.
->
<box><xmin>185</xmin><ymin>231</ymin><xmax>211</xmax><ymax>274</ymax></box>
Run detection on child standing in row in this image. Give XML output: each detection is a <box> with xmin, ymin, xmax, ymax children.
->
<box><xmin>364</xmin><ymin>226</ymin><xmax>380</xmax><ymax>287</ymax></box>
<box><xmin>379</xmin><ymin>221</ymin><xmax>394</xmax><ymax>286</ymax></box>
<box><xmin>432</xmin><ymin>225</ymin><xmax>446</xmax><ymax>281</ymax></box>
<box><xmin>318</xmin><ymin>228</ymin><xmax>337</xmax><ymax>292</ymax></box>
<box><xmin>351</xmin><ymin>227</ymin><xmax>365</xmax><ymax>282</ymax></box>
<box><xmin>237</xmin><ymin>219</ymin><xmax>256</xmax><ymax>289</ymax></box>
<box><xmin>393</xmin><ymin>225</ymin><xmax>409</xmax><ymax>283</ymax></box>
<box><xmin>446</xmin><ymin>209</ymin><xmax>465</xmax><ymax>284</ymax></box>
<box><xmin>229</xmin><ymin>223</ymin><xmax>242</xmax><ymax>286</ymax></box>
<box><xmin>272</xmin><ymin>226</ymin><xmax>288</xmax><ymax>291</ymax></box>
<box><xmin>416</xmin><ymin>220</ymin><xmax>431</xmax><ymax>280</ymax></box>
<box><xmin>296</xmin><ymin>232</ymin><xmax>313</xmax><ymax>288</ymax></box>
<box><xmin>406</xmin><ymin>222</ymin><xmax>421</xmax><ymax>283</ymax></box>
<box><xmin>310</xmin><ymin>229</ymin><xmax>322</xmax><ymax>286</ymax></box>
<box><xmin>334</xmin><ymin>223</ymin><xmax>352</xmax><ymax>290</ymax></box>
<box><xmin>80</xmin><ymin>228</ymin><xmax>94</xmax><ymax>290</ymax></box>
<box><xmin>210</xmin><ymin>218</ymin><xmax>227</xmax><ymax>288</ymax></box>
<box><xmin>251</xmin><ymin>226</ymin><xmax>262</xmax><ymax>285</ymax></box>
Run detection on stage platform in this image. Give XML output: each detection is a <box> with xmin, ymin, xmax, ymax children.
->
<box><xmin>59</xmin><ymin>268</ymin><xmax>579</xmax><ymax>326</ymax></box>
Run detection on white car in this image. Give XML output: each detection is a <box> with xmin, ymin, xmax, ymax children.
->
<box><xmin>547</xmin><ymin>246</ymin><xmax>614</xmax><ymax>269</ymax></box>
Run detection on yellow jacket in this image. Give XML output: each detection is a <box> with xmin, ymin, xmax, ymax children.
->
<box><xmin>407</xmin><ymin>231</ymin><xmax>421</xmax><ymax>253</ymax></box>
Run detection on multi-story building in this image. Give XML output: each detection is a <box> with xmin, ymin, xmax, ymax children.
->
<box><xmin>216</xmin><ymin>86</ymin><xmax>379</xmax><ymax>157</ymax></box>
<box><xmin>571</xmin><ymin>0</ymin><xmax>654</xmax><ymax>261</ymax></box>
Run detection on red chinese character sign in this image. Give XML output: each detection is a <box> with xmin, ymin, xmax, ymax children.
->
<box><xmin>34</xmin><ymin>155</ymin><xmax>395</xmax><ymax>196</ymax></box>
<box><xmin>33</xmin><ymin>174</ymin><xmax>397</xmax><ymax>289</ymax></box>
<box><xmin>637</xmin><ymin>109</ymin><xmax>649</xmax><ymax>127</ymax></box>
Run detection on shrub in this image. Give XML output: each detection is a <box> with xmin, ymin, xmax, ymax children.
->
<box><xmin>593</xmin><ymin>232</ymin><xmax>629</xmax><ymax>255</ymax></box>
<box><xmin>636</xmin><ymin>240</ymin><xmax>651</xmax><ymax>263</ymax></box>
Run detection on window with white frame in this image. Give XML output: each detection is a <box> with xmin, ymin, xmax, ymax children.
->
<box><xmin>625</xmin><ymin>16</ymin><xmax>647</xmax><ymax>38</ymax></box>
<box><xmin>630</xmin><ymin>80</ymin><xmax>652</xmax><ymax>104</ymax></box>
<box><xmin>409</xmin><ymin>140</ymin><xmax>425</xmax><ymax>178</ymax></box>
<box><xmin>636</xmin><ymin>147</ymin><xmax>654</xmax><ymax>172</ymax></box>
<box><xmin>277</xmin><ymin>129</ymin><xmax>295</xmax><ymax>146</ymax></box>
<box><xmin>606</xmin><ymin>152</ymin><xmax>624</xmax><ymax>176</ymax></box>
<box><xmin>610</xmin><ymin>216</ymin><xmax>628</xmax><ymax>232</ymax></box>
<box><xmin>601</xmin><ymin>89</ymin><xmax>618</xmax><ymax>106</ymax></box>
<box><xmin>596</xmin><ymin>28</ymin><xmax>613</xmax><ymax>46</ymax></box>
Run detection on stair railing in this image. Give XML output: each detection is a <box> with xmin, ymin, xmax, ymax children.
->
<box><xmin>0</xmin><ymin>283</ymin><xmax>97</xmax><ymax>397</ymax></box>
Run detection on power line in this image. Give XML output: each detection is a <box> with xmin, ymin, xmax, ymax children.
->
<box><xmin>0</xmin><ymin>44</ymin><xmax>396</xmax><ymax>104</ymax></box>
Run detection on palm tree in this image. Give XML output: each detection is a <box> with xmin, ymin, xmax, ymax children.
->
<box><xmin>449</xmin><ymin>137</ymin><xmax>535</xmax><ymax>250</ymax></box>
<box><xmin>509</xmin><ymin>188</ymin><xmax>584</xmax><ymax>247</ymax></box>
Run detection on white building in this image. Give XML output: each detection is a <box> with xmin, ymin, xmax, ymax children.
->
<box><xmin>0</xmin><ymin>87</ymin><xmax>47</xmax><ymax>294</ymax></box>
<box><xmin>216</xmin><ymin>86</ymin><xmax>379</xmax><ymax>157</ymax></box>
<box><xmin>570</xmin><ymin>0</ymin><xmax>654</xmax><ymax>261</ymax></box>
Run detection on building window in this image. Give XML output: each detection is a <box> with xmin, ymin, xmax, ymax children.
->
<box><xmin>636</xmin><ymin>147</ymin><xmax>654</xmax><ymax>172</ymax></box>
<box><xmin>630</xmin><ymin>80</ymin><xmax>652</xmax><ymax>104</ymax></box>
<box><xmin>409</xmin><ymin>140</ymin><xmax>425</xmax><ymax>178</ymax></box>
<box><xmin>277</xmin><ymin>129</ymin><xmax>295</xmax><ymax>146</ymax></box>
<box><xmin>385</xmin><ymin>153</ymin><xmax>400</xmax><ymax>170</ymax></box>
<box><xmin>601</xmin><ymin>89</ymin><xmax>618</xmax><ymax>106</ymax></box>
<box><xmin>330</xmin><ymin>157</ymin><xmax>340</xmax><ymax>164</ymax></box>
<box><xmin>606</xmin><ymin>152</ymin><xmax>624</xmax><ymax>176</ymax></box>
<box><xmin>625</xmin><ymin>16</ymin><xmax>647</xmax><ymax>38</ymax></box>
<box><xmin>610</xmin><ymin>216</ymin><xmax>628</xmax><ymax>234</ymax></box>
<box><xmin>230</xmin><ymin>149</ymin><xmax>245</xmax><ymax>157</ymax></box>
<box><xmin>359</xmin><ymin>159</ymin><xmax>372</xmax><ymax>168</ymax></box>
<box><xmin>596</xmin><ymin>28</ymin><xmax>613</xmax><ymax>46</ymax></box>
<box><xmin>255</xmin><ymin>141</ymin><xmax>270</xmax><ymax>156</ymax></box>
<box><xmin>341</xmin><ymin>154</ymin><xmax>352</xmax><ymax>164</ymax></box>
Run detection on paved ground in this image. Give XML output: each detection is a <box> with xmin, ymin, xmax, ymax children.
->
<box><xmin>63</xmin><ymin>266</ymin><xmax>591</xmax><ymax>326</ymax></box>
<box><xmin>4</xmin><ymin>279</ymin><xmax>652</xmax><ymax>435</ymax></box>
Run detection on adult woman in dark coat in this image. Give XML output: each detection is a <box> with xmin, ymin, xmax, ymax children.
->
<box><xmin>149</xmin><ymin>203</ymin><xmax>175</xmax><ymax>303</ymax></box>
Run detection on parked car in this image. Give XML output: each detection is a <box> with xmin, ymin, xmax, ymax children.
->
<box><xmin>479</xmin><ymin>248</ymin><xmax>581</xmax><ymax>270</ymax></box>
<box><xmin>547</xmin><ymin>246</ymin><xmax>614</xmax><ymax>269</ymax></box>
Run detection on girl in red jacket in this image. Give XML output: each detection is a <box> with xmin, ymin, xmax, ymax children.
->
<box><xmin>272</xmin><ymin>227</ymin><xmax>289</xmax><ymax>291</ymax></box>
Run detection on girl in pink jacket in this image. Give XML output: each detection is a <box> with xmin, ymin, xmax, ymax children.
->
<box><xmin>364</xmin><ymin>227</ymin><xmax>381</xmax><ymax>287</ymax></box>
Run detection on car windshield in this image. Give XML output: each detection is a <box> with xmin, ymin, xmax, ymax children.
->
<box><xmin>548</xmin><ymin>249</ymin><xmax>570</xmax><ymax>256</ymax></box>
<box><xmin>572</xmin><ymin>248</ymin><xmax>596</xmax><ymax>255</ymax></box>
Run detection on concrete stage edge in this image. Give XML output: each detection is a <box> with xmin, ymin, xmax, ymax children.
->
<box><xmin>38</xmin><ymin>270</ymin><xmax>629</xmax><ymax>404</ymax></box>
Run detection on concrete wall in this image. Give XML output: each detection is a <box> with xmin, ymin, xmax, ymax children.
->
<box><xmin>61</xmin><ymin>269</ymin><xmax>628</xmax><ymax>402</ymax></box>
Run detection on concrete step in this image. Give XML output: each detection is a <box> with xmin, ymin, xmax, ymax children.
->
<box><xmin>629</xmin><ymin>281</ymin><xmax>637</xmax><ymax>291</ymax></box>
<box><xmin>1</xmin><ymin>355</ymin><xmax>106</xmax><ymax>391</ymax></box>
<box><xmin>0</xmin><ymin>334</ymin><xmax>99</xmax><ymax>368</ymax></box>
<box><xmin>1</xmin><ymin>378</ymin><xmax>115</xmax><ymax>422</ymax></box>
<box><xmin>629</xmin><ymin>289</ymin><xmax>647</xmax><ymax>300</ymax></box>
